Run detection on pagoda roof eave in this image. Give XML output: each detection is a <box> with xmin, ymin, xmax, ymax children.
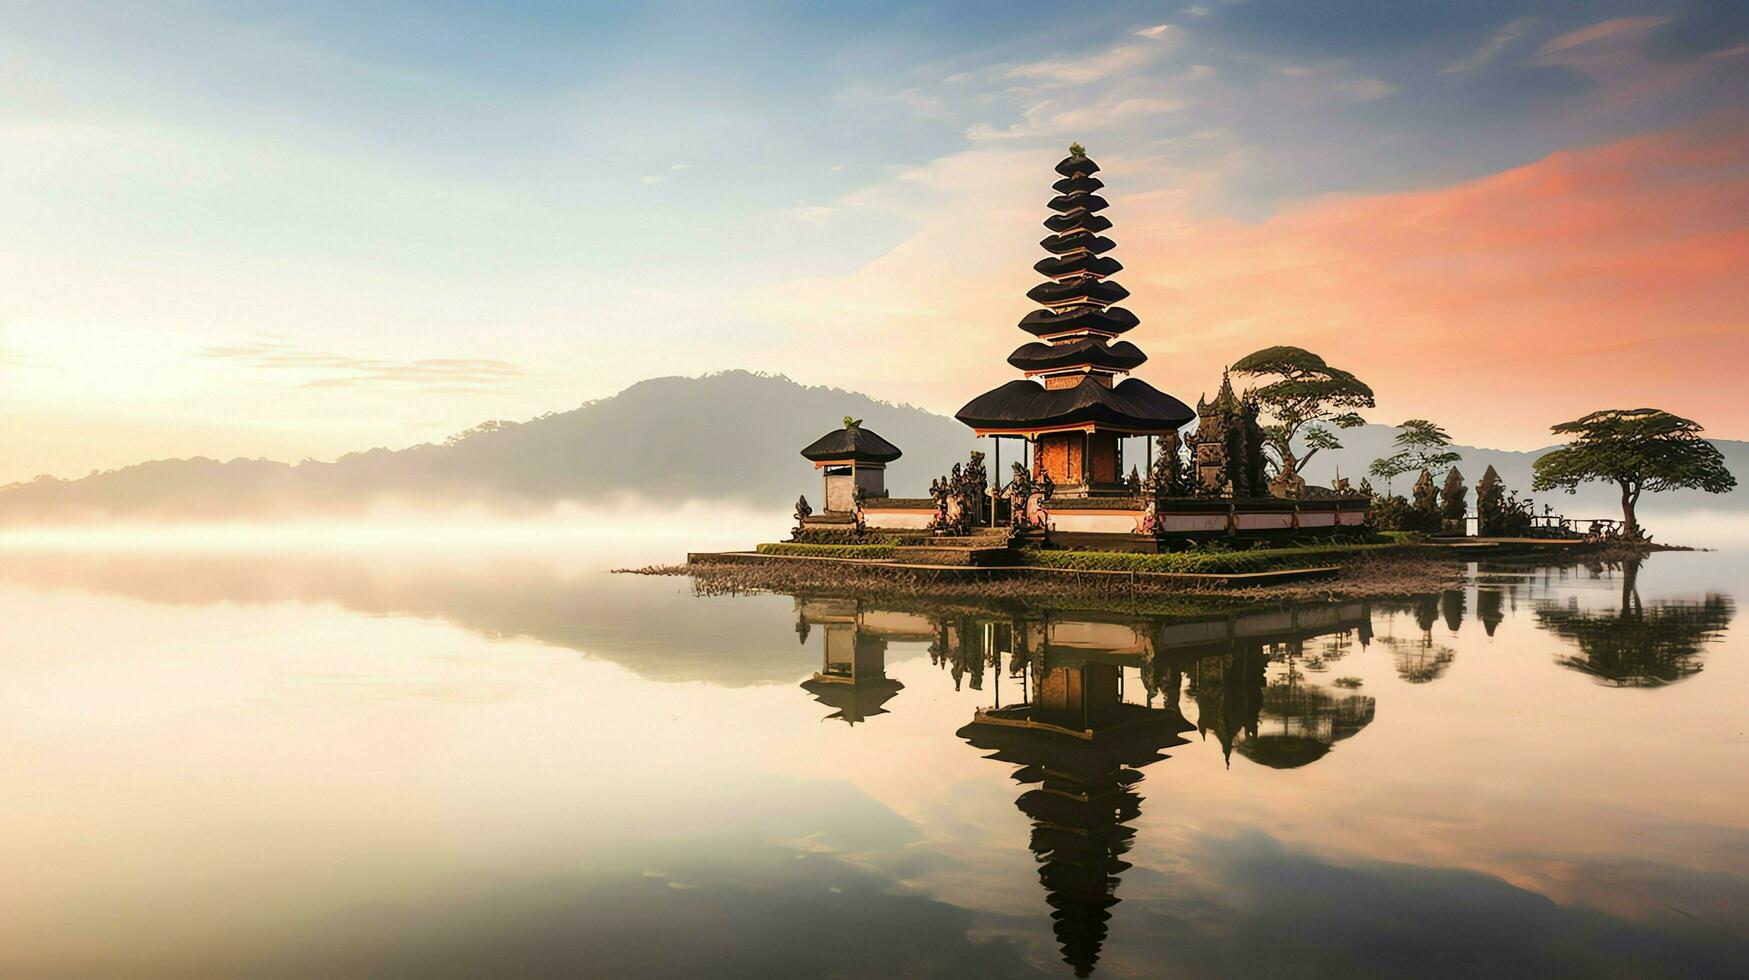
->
<box><xmin>1019</xmin><ymin>306</ymin><xmax>1140</xmax><ymax>337</ymax></box>
<box><xmin>956</xmin><ymin>377</ymin><xmax>1195</xmax><ymax>434</ymax></box>
<box><xmin>1008</xmin><ymin>338</ymin><xmax>1147</xmax><ymax>373</ymax></box>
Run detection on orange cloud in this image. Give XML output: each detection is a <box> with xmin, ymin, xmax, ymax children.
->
<box><xmin>1125</xmin><ymin>114</ymin><xmax>1749</xmax><ymax>446</ymax></box>
<box><xmin>769</xmin><ymin>116</ymin><xmax>1749</xmax><ymax>448</ymax></box>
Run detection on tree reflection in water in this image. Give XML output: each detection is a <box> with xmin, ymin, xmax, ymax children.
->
<box><xmin>1535</xmin><ymin>557</ymin><xmax>1736</xmax><ymax>687</ymax></box>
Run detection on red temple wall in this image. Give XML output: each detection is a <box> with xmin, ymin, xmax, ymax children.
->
<box><xmin>1033</xmin><ymin>433</ymin><xmax>1080</xmax><ymax>485</ymax></box>
<box><xmin>1089</xmin><ymin>432</ymin><xmax>1119</xmax><ymax>484</ymax></box>
<box><xmin>1031</xmin><ymin>431</ymin><xmax>1119</xmax><ymax>485</ymax></box>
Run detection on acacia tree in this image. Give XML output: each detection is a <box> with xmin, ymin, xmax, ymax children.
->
<box><xmin>1532</xmin><ymin>409</ymin><xmax>1735</xmax><ymax>539</ymax></box>
<box><xmin>1230</xmin><ymin>346</ymin><xmax>1375</xmax><ymax>481</ymax></box>
<box><xmin>1369</xmin><ymin>420</ymin><xmax>1461</xmax><ymax>492</ymax></box>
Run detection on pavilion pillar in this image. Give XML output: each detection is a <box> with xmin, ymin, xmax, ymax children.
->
<box><xmin>992</xmin><ymin>437</ymin><xmax>1001</xmax><ymax>527</ymax></box>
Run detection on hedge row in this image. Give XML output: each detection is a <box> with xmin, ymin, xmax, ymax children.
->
<box><xmin>1018</xmin><ymin>539</ymin><xmax>1402</xmax><ymax>575</ymax></box>
<box><xmin>756</xmin><ymin>542</ymin><xmax>898</xmax><ymax>560</ymax></box>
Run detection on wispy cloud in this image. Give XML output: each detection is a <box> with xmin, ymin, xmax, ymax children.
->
<box><xmin>640</xmin><ymin>163</ymin><xmax>694</xmax><ymax>185</ymax></box>
<box><xmin>202</xmin><ymin>340</ymin><xmax>524</xmax><ymax>392</ymax></box>
<box><xmin>999</xmin><ymin>34</ymin><xmax>1174</xmax><ymax>89</ymax></box>
<box><xmin>777</xmin><ymin>204</ymin><xmax>840</xmax><ymax>224</ymax></box>
<box><xmin>1443</xmin><ymin>17</ymin><xmax>1538</xmax><ymax>74</ymax></box>
<box><xmin>967</xmin><ymin>91</ymin><xmax>1185</xmax><ymax>141</ymax></box>
<box><xmin>1537</xmin><ymin>17</ymin><xmax>1671</xmax><ymax>58</ymax></box>
<box><xmin>1333</xmin><ymin>77</ymin><xmax>1396</xmax><ymax>102</ymax></box>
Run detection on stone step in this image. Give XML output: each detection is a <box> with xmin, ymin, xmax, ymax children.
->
<box><xmin>891</xmin><ymin>545</ymin><xmax>1021</xmax><ymax>567</ymax></box>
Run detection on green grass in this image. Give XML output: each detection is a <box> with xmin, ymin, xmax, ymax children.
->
<box><xmin>1017</xmin><ymin>538</ymin><xmax>1404</xmax><ymax>575</ymax></box>
<box><xmin>756</xmin><ymin>542</ymin><xmax>897</xmax><ymax>560</ymax></box>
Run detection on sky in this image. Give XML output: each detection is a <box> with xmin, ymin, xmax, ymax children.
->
<box><xmin>2</xmin><ymin>0</ymin><xmax>1747</xmax><ymax>483</ymax></box>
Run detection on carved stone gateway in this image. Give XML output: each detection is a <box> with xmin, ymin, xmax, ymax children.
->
<box><xmin>1188</xmin><ymin>370</ymin><xmax>1268</xmax><ymax>498</ymax></box>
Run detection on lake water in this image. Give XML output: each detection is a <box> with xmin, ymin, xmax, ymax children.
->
<box><xmin>1</xmin><ymin>540</ymin><xmax>1745</xmax><ymax>978</ymax></box>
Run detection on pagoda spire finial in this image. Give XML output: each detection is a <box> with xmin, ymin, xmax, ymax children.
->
<box><xmin>1068</xmin><ymin>141</ymin><xmax>1086</xmax><ymax>157</ymax></box>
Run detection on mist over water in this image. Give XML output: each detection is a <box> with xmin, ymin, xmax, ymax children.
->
<box><xmin>0</xmin><ymin>499</ymin><xmax>784</xmax><ymax>564</ymax></box>
<box><xmin>1</xmin><ymin>526</ymin><xmax>1744</xmax><ymax>978</ymax></box>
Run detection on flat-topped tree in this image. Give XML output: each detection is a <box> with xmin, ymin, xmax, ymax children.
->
<box><xmin>1532</xmin><ymin>409</ymin><xmax>1735</xmax><ymax>540</ymax></box>
<box><xmin>956</xmin><ymin>144</ymin><xmax>1194</xmax><ymax>495</ymax></box>
<box><xmin>1230</xmin><ymin>346</ymin><xmax>1374</xmax><ymax>483</ymax></box>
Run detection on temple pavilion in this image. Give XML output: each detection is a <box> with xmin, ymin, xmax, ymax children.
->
<box><xmin>956</xmin><ymin>144</ymin><xmax>1194</xmax><ymax>495</ymax></box>
<box><xmin>799</xmin><ymin>419</ymin><xmax>902</xmax><ymax>512</ymax></box>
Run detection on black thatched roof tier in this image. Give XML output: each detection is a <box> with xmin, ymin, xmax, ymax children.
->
<box><xmin>1039</xmin><ymin>231</ymin><xmax>1115</xmax><ymax>256</ymax></box>
<box><xmin>1044</xmin><ymin>212</ymin><xmax>1112</xmax><ymax>235</ymax></box>
<box><xmin>1055</xmin><ymin>153</ymin><xmax>1100</xmax><ymax>178</ymax></box>
<box><xmin>956</xmin><ymin>377</ymin><xmax>1194</xmax><ymax>432</ymax></box>
<box><xmin>801</xmin><ymin>677</ymin><xmax>904</xmax><ymax>725</ymax></box>
<box><xmin>1034</xmin><ymin>253</ymin><xmax>1122</xmax><ymax>280</ymax></box>
<box><xmin>1019</xmin><ymin>306</ymin><xmax>1139</xmax><ymax>337</ymax></box>
<box><xmin>955</xmin><ymin>147</ymin><xmax>1193</xmax><ymax>438</ymax></box>
<box><xmin>1052</xmin><ymin>174</ymin><xmax>1104</xmax><ymax>195</ymax></box>
<box><xmin>799</xmin><ymin>425</ymin><xmax>903</xmax><ymax>464</ymax></box>
<box><xmin>1048</xmin><ymin>192</ymin><xmax>1108</xmax><ymax>214</ymax></box>
<box><xmin>1026</xmin><ymin>277</ymin><xmax>1130</xmax><ymax>307</ymax></box>
<box><xmin>1008</xmin><ymin>338</ymin><xmax>1147</xmax><ymax>373</ymax></box>
<box><xmin>957</xmin><ymin>704</ymin><xmax>1193</xmax><ymax>770</ymax></box>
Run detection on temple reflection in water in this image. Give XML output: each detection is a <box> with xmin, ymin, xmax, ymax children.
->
<box><xmin>792</xmin><ymin>595</ymin><xmax>1383</xmax><ymax>975</ymax></box>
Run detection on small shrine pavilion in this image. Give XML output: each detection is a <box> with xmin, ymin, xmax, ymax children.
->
<box><xmin>799</xmin><ymin>419</ymin><xmax>901</xmax><ymax>513</ymax></box>
<box><xmin>956</xmin><ymin>144</ymin><xmax>1194</xmax><ymax>495</ymax></box>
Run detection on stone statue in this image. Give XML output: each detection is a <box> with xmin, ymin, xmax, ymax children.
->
<box><xmin>1411</xmin><ymin>469</ymin><xmax>1440</xmax><ymax>531</ymax></box>
<box><xmin>792</xmin><ymin>494</ymin><xmax>813</xmax><ymax>540</ymax></box>
<box><xmin>1476</xmin><ymin>466</ymin><xmax>1504</xmax><ymax>535</ymax></box>
<box><xmin>1269</xmin><ymin>467</ymin><xmax>1306</xmax><ymax>499</ymax></box>
<box><xmin>1151</xmin><ymin>429</ymin><xmax>1189</xmax><ymax>497</ymax></box>
<box><xmin>1440</xmin><ymin>468</ymin><xmax>1467</xmax><ymax>531</ymax></box>
<box><xmin>1004</xmin><ymin>462</ymin><xmax>1035</xmax><ymax>529</ymax></box>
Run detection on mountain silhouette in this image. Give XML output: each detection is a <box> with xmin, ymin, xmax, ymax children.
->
<box><xmin>0</xmin><ymin>371</ymin><xmax>975</xmax><ymax>523</ymax></box>
<box><xmin>1</xmin><ymin>370</ymin><xmax>1742</xmax><ymax>523</ymax></box>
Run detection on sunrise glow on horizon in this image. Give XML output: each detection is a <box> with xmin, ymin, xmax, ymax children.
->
<box><xmin>2</xmin><ymin>1</ymin><xmax>1746</xmax><ymax>484</ymax></box>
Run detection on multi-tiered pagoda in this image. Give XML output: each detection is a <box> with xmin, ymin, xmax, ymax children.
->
<box><xmin>956</xmin><ymin>144</ymin><xmax>1194</xmax><ymax>495</ymax></box>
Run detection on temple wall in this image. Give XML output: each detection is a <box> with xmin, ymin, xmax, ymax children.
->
<box><xmin>862</xmin><ymin>505</ymin><xmax>934</xmax><ymax>530</ymax></box>
<box><xmin>1032</xmin><ymin>433</ymin><xmax>1081</xmax><ymax>486</ymax></box>
<box><xmin>1049</xmin><ymin>511</ymin><xmax>1145</xmax><ymax>534</ymax></box>
<box><xmin>822</xmin><ymin>466</ymin><xmax>886</xmax><ymax>513</ymax></box>
<box><xmin>1089</xmin><ymin>432</ymin><xmax>1119</xmax><ymax>484</ymax></box>
<box><xmin>1235</xmin><ymin>611</ymin><xmax>1295</xmax><ymax>636</ymax></box>
<box><xmin>1234</xmin><ymin>511</ymin><xmax>1295</xmax><ymax>531</ymax></box>
<box><xmin>854</xmin><ymin>495</ymin><xmax>1368</xmax><ymax>537</ymax></box>
<box><xmin>1161</xmin><ymin>620</ymin><xmax>1233</xmax><ymax>647</ymax></box>
<box><xmin>823</xmin><ymin>472</ymin><xmax>855</xmax><ymax>513</ymax></box>
<box><xmin>1048</xmin><ymin>619</ymin><xmax>1149</xmax><ymax>656</ymax></box>
<box><xmin>1159</xmin><ymin>513</ymin><xmax>1228</xmax><ymax>533</ymax></box>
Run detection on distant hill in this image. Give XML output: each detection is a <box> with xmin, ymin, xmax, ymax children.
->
<box><xmin>1</xmin><ymin>371</ymin><xmax>1742</xmax><ymax>524</ymax></box>
<box><xmin>0</xmin><ymin>371</ymin><xmax>976</xmax><ymax>523</ymax></box>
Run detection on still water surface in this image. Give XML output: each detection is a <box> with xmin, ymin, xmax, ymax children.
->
<box><xmin>1</xmin><ymin>544</ymin><xmax>1745</xmax><ymax>978</ymax></box>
